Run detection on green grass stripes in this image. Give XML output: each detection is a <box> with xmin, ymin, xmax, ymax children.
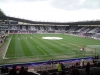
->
<box><xmin>28</xmin><ymin>34</ymin><xmax>52</xmax><ymax>56</ymax></box>
<box><xmin>5</xmin><ymin>34</ymin><xmax>100</xmax><ymax>60</ymax></box>
<box><xmin>14</xmin><ymin>34</ymin><xmax>25</xmax><ymax>57</ymax></box>
<box><xmin>19</xmin><ymin>34</ymin><xmax>33</xmax><ymax>56</ymax></box>
<box><xmin>25</xmin><ymin>34</ymin><xmax>46</xmax><ymax>56</ymax></box>
<box><xmin>6</xmin><ymin>34</ymin><xmax>15</xmax><ymax>57</ymax></box>
<box><xmin>23</xmin><ymin>34</ymin><xmax>45</xmax><ymax>56</ymax></box>
<box><xmin>32</xmin><ymin>34</ymin><xmax>63</xmax><ymax>55</ymax></box>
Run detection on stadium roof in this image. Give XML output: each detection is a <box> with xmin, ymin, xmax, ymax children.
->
<box><xmin>0</xmin><ymin>9</ymin><xmax>100</xmax><ymax>25</ymax></box>
<box><xmin>0</xmin><ymin>16</ymin><xmax>100</xmax><ymax>25</ymax></box>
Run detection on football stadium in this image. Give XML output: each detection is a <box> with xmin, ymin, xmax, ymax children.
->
<box><xmin>0</xmin><ymin>0</ymin><xmax>100</xmax><ymax>75</ymax></box>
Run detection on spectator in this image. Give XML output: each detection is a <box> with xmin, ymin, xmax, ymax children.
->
<box><xmin>96</xmin><ymin>55</ymin><xmax>98</xmax><ymax>60</ymax></box>
<box><xmin>4</xmin><ymin>66</ymin><xmax>8</xmax><ymax>74</ymax></box>
<box><xmin>93</xmin><ymin>57</ymin><xmax>95</xmax><ymax>63</ymax></box>
<box><xmin>47</xmin><ymin>60</ymin><xmax>51</xmax><ymax>65</ymax></box>
<box><xmin>57</xmin><ymin>62</ymin><xmax>62</xmax><ymax>73</ymax></box>
<box><xmin>94</xmin><ymin>55</ymin><xmax>98</xmax><ymax>60</ymax></box>
<box><xmin>71</xmin><ymin>65</ymin><xmax>75</xmax><ymax>69</ymax></box>
<box><xmin>76</xmin><ymin>62</ymin><xmax>78</xmax><ymax>66</ymax></box>
<box><xmin>52</xmin><ymin>72</ymin><xmax>57</xmax><ymax>75</ymax></box>
<box><xmin>17</xmin><ymin>65</ymin><xmax>21</xmax><ymax>71</ymax></box>
<box><xmin>59</xmin><ymin>71</ymin><xmax>66</xmax><ymax>75</ymax></box>
<box><xmin>70</xmin><ymin>68</ymin><xmax>80</xmax><ymax>75</ymax></box>
<box><xmin>98</xmin><ymin>62</ymin><xmax>100</xmax><ymax>67</ymax></box>
<box><xmin>61</xmin><ymin>63</ymin><xmax>65</xmax><ymax>71</ymax></box>
<box><xmin>51</xmin><ymin>59</ymin><xmax>54</xmax><ymax>64</ymax></box>
<box><xmin>85</xmin><ymin>62</ymin><xmax>90</xmax><ymax>75</ymax></box>
<box><xmin>19</xmin><ymin>66</ymin><xmax>28</xmax><ymax>75</ymax></box>
<box><xmin>1</xmin><ymin>66</ymin><xmax>5</xmax><ymax>74</ymax></box>
<box><xmin>9</xmin><ymin>65</ymin><xmax>17</xmax><ymax>75</ymax></box>
<box><xmin>28</xmin><ymin>72</ymin><xmax>38</xmax><ymax>75</ymax></box>
<box><xmin>81</xmin><ymin>59</ymin><xmax>84</xmax><ymax>67</ymax></box>
<box><xmin>41</xmin><ymin>70</ymin><xmax>49</xmax><ymax>75</ymax></box>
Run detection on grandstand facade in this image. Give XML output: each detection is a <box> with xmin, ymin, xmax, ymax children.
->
<box><xmin>0</xmin><ymin>9</ymin><xmax>100</xmax><ymax>40</ymax></box>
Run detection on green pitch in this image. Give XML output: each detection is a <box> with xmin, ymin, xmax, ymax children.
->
<box><xmin>4</xmin><ymin>34</ymin><xmax>100</xmax><ymax>61</ymax></box>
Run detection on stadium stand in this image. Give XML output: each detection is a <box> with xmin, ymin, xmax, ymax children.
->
<box><xmin>1</xmin><ymin>9</ymin><xmax>100</xmax><ymax>75</ymax></box>
<box><xmin>0</xmin><ymin>57</ymin><xmax>100</xmax><ymax>75</ymax></box>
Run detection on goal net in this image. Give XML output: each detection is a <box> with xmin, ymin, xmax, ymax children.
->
<box><xmin>86</xmin><ymin>45</ymin><xmax>100</xmax><ymax>56</ymax></box>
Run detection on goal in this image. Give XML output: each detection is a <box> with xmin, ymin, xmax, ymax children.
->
<box><xmin>86</xmin><ymin>45</ymin><xmax>100</xmax><ymax>56</ymax></box>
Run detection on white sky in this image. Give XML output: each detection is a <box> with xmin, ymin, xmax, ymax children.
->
<box><xmin>0</xmin><ymin>0</ymin><xmax>100</xmax><ymax>22</ymax></box>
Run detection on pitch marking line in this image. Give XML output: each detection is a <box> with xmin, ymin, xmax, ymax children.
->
<box><xmin>37</xmin><ymin>46</ymin><xmax>47</xmax><ymax>56</ymax></box>
<box><xmin>6</xmin><ymin>55</ymin><xmax>47</xmax><ymax>59</ymax></box>
<box><xmin>5</xmin><ymin>53</ymin><xmax>76</xmax><ymax>59</ymax></box>
<box><xmin>5</xmin><ymin>53</ymin><xmax>68</xmax><ymax>59</ymax></box>
<box><xmin>3</xmin><ymin>35</ymin><xmax>13</xmax><ymax>59</ymax></box>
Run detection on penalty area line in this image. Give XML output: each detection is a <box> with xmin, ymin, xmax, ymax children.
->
<box><xmin>37</xmin><ymin>46</ymin><xmax>47</xmax><ymax>56</ymax></box>
<box><xmin>3</xmin><ymin>35</ymin><xmax>13</xmax><ymax>59</ymax></box>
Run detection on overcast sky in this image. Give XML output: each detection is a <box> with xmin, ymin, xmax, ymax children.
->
<box><xmin>0</xmin><ymin>0</ymin><xmax>100</xmax><ymax>22</ymax></box>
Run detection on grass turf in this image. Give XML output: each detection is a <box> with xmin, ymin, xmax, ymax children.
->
<box><xmin>5</xmin><ymin>34</ymin><xmax>100</xmax><ymax>61</ymax></box>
